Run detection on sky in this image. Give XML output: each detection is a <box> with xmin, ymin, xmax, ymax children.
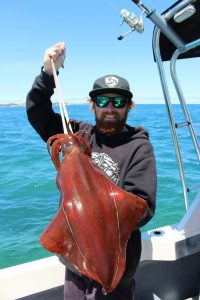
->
<box><xmin>0</xmin><ymin>0</ymin><xmax>199</xmax><ymax>104</ymax></box>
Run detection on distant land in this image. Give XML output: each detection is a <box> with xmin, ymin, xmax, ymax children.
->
<box><xmin>0</xmin><ymin>97</ymin><xmax>88</xmax><ymax>107</ymax></box>
<box><xmin>0</xmin><ymin>96</ymin><xmax>200</xmax><ymax>107</ymax></box>
<box><xmin>0</xmin><ymin>102</ymin><xmax>88</xmax><ymax>107</ymax></box>
<box><xmin>0</xmin><ymin>103</ymin><xmax>26</xmax><ymax>107</ymax></box>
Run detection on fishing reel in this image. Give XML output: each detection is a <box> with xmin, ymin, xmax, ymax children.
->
<box><xmin>118</xmin><ymin>9</ymin><xmax>144</xmax><ymax>40</ymax></box>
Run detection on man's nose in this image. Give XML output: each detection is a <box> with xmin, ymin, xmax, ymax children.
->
<box><xmin>106</xmin><ymin>101</ymin><xmax>115</xmax><ymax>111</ymax></box>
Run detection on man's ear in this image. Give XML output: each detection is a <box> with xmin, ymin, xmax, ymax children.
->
<box><xmin>92</xmin><ymin>102</ymin><xmax>95</xmax><ymax>111</ymax></box>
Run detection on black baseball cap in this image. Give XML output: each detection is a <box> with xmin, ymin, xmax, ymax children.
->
<box><xmin>89</xmin><ymin>75</ymin><xmax>133</xmax><ymax>99</ymax></box>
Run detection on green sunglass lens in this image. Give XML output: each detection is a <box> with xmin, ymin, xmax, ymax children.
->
<box><xmin>96</xmin><ymin>97</ymin><xmax>109</xmax><ymax>107</ymax></box>
<box><xmin>114</xmin><ymin>97</ymin><xmax>126</xmax><ymax>108</ymax></box>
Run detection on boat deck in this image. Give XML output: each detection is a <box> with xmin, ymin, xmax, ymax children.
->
<box><xmin>17</xmin><ymin>286</ymin><xmax>63</xmax><ymax>300</ymax></box>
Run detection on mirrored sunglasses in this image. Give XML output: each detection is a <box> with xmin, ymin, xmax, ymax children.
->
<box><xmin>94</xmin><ymin>96</ymin><xmax>128</xmax><ymax>109</ymax></box>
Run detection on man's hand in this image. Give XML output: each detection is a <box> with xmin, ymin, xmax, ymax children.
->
<box><xmin>43</xmin><ymin>42</ymin><xmax>65</xmax><ymax>75</ymax></box>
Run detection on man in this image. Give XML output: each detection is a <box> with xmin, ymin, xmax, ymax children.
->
<box><xmin>26</xmin><ymin>42</ymin><xmax>157</xmax><ymax>300</ymax></box>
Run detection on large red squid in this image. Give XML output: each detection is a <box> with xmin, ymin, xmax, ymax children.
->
<box><xmin>39</xmin><ymin>131</ymin><xmax>147</xmax><ymax>294</ymax></box>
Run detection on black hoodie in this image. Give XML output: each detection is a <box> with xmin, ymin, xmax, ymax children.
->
<box><xmin>26</xmin><ymin>71</ymin><xmax>157</xmax><ymax>278</ymax></box>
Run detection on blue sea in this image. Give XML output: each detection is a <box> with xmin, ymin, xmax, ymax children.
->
<box><xmin>0</xmin><ymin>104</ymin><xmax>200</xmax><ymax>269</ymax></box>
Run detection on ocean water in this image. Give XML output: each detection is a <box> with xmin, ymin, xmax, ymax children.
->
<box><xmin>0</xmin><ymin>104</ymin><xmax>200</xmax><ymax>269</ymax></box>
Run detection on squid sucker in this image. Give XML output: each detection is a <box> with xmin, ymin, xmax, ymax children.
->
<box><xmin>39</xmin><ymin>132</ymin><xmax>147</xmax><ymax>294</ymax></box>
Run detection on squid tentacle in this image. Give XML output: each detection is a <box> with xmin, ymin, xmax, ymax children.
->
<box><xmin>47</xmin><ymin>134</ymin><xmax>67</xmax><ymax>170</ymax></box>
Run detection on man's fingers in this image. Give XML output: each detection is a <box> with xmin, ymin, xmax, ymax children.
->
<box><xmin>43</xmin><ymin>42</ymin><xmax>66</xmax><ymax>74</ymax></box>
<box><xmin>45</xmin><ymin>47</ymin><xmax>65</xmax><ymax>61</ymax></box>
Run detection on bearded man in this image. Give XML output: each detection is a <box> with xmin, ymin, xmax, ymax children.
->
<box><xmin>26</xmin><ymin>42</ymin><xmax>157</xmax><ymax>300</ymax></box>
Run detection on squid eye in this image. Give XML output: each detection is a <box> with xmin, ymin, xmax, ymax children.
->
<box><xmin>61</xmin><ymin>142</ymin><xmax>73</xmax><ymax>153</ymax></box>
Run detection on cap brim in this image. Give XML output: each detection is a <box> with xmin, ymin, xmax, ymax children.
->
<box><xmin>89</xmin><ymin>88</ymin><xmax>133</xmax><ymax>99</ymax></box>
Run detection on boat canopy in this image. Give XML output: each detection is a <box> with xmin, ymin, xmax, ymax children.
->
<box><xmin>155</xmin><ymin>0</ymin><xmax>200</xmax><ymax>61</ymax></box>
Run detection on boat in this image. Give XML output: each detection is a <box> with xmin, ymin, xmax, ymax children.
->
<box><xmin>0</xmin><ymin>0</ymin><xmax>199</xmax><ymax>299</ymax></box>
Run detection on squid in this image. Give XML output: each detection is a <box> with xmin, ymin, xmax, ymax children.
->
<box><xmin>39</xmin><ymin>131</ymin><xmax>147</xmax><ymax>294</ymax></box>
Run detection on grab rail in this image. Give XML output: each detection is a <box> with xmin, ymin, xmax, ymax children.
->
<box><xmin>124</xmin><ymin>0</ymin><xmax>200</xmax><ymax>210</ymax></box>
<box><xmin>152</xmin><ymin>7</ymin><xmax>200</xmax><ymax>210</ymax></box>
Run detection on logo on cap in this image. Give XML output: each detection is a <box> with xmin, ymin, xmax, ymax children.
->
<box><xmin>105</xmin><ymin>76</ymin><xmax>119</xmax><ymax>88</ymax></box>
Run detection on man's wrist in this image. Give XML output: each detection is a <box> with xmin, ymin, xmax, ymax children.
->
<box><xmin>42</xmin><ymin>66</ymin><xmax>53</xmax><ymax>76</ymax></box>
<box><xmin>39</xmin><ymin>67</ymin><xmax>55</xmax><ymax>89</ymax></box>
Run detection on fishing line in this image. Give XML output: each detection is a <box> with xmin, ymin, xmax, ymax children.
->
<box><xmin>50</xmin><ymin>58</ymin><xmax>73</xmax><ymax>134</ymax></box>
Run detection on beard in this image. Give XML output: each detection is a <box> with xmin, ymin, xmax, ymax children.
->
<box><xmin>95</xmin><ymin>111</ymin><xmax>128</xmax><ymax>135</ymax></box>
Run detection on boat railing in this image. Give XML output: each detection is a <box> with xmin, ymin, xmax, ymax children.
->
<box><xmin>120</xmin><ymin>0</ymin><xmax>200</xmax><ymax>211</ymax></box>
<box><xmin>152</xmin><ymin>1</ymin><xmax>200</xmax><ymax>211</ymax></box>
